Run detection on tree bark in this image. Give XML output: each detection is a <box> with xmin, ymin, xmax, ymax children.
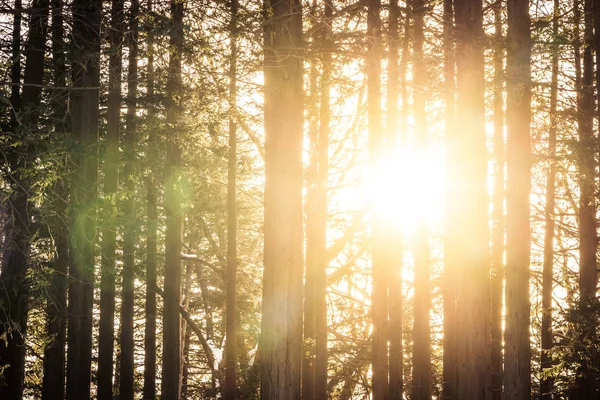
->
<box><xmin>143</xmin><ymin>1</ymin><xmax>158</xmax><ymax>398</ymax></box>
<box><xmin>66</xmin><ymin>0</ymin><xmax>101</xmax><ymax>398</ymax></box>
<box><xmin>504</xmin><ymin>0</ymin><xmax>532</xmax><ymax>397</ymax></box>
<box><xmin>0</xmin><ymin>1</ymin><xmax>49</xmax><ymax>398</ymax></box>
<box><xmin>260</xmin><ymin>0</ymin><xmax>304</xmax><ymax>397</ymax></box>
<box><xmin>97</xmin><ymin>0</ymin><xmax>123</xmax><ymax>397</ymax></box>
<box><xmin>451</xmin><ymin>0</ymin><xmax>491</xmax><ymax>398</ymax></box>
<box><xmin>162</xmin><ymin>0</ymin><xmax>184</xmax><ymax>398</ymax></box>
<box><xmin>540</xmin><ymin>0</ymin><xmax>559</xmax><ymax>398</ymax></box>
<box><xmin>490</xmin><ymin>1</ymin><xmax>504</xmax><ymax>399</ymax></box>
<box><xmin>42</xmin><ymin>1</ymin><xmax>68</xmax><ymax>397</ymax></box>
<box><xmin>120</xmin><ymin>0</ymin><xmax>138</xmax><ymax>397</ymax></box>
<box><xmin>225</xmin><ymin>0</ymin><xmax>238</xmax><ymax>397</ymax></box>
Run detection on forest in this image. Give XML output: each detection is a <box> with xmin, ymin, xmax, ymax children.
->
<box><xmin>0</xmin><ymin>0</ymin><xmax>599</xmax><ymax>399</ymax></box>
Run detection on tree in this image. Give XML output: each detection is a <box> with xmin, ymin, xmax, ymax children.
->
<box><xmin>0</xmin><ymin>0</ymin><xmax>49</xmax><ymax>397</ymax></box>
<box><xmin>450</xmin><ymin>0</ymin><xmax>490</xmax><ymax>397</ymax></box>
<box><xmin>260</xmin><ymin>0</ymin><xmax>304</xmax><ymax>397</ymax></box>
<box><xmin>42</xmin><ymin>0</ymin><xmax>69</xmax><ymax>397</ymax></box>
<box><xmin>162</xmin><ymin>0</ymin><xmax>184</xmax><ymax>397</ymax></box>
<box><xmin>540</xmin><ymin>0</ymin><xmax>559</xmax><ymax>397</ymax></box>
<box><xmin>120</xmin><ymin>0</ymin><xmax>139</xmax><ymax>397</ymax></box>
<box><xmin>504</xmin><ymin>0</ymin><xmax>532</xmax><ymax>396</ymax></box>
<box><xmin>66</xmin><ymin>0</ymin><xmax>101</xmax><ymax>398</ymax></box>
<box><xmin>97</xmin><ymin>0</ymin><xmax>123</xmax><ymax>396</ymax></box>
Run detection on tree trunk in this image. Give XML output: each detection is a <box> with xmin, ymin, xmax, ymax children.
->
<box><xmin>442</xmin><ymin>0</ymin><xmax>457</xmax><ymax>398</ymax></box>
<box><xmin>411</xmin><ymin>0</ymin><xmax>431</xmax><ymax>398</ymax></box>
<box><xmin>387</xmin><ymin>0</ymin><xmax>403</xmax><ymax>398</ymax></box>
<box><xmin>143</xmin><ymin>0</ymin><xmax>158</xmax><ymax>398</ymax></box>
<box><xmin>97</xmin><ymin>0</ymin><xmax>123</xmax><ymax>397</ymax></box>
<box><xmin>66</xmin><ymin>0</ymin><xmax>101</xmax><ymax>398</ymax></box>
<box><xmin>42</xmin><ymin>1</ymin><xmax>68</xmax><ymax>397</ymax></box>
<box><xmin>162</xmin><ymin>0</ymin><xmax>184</xmax><ymax>398</ymax></box>
<box><xmin>504</xmin><ymin>0</ymin><xmax>532</xmax><ymax>396</ymax></box>
<box><xmin>260</xmin><ymin>0</ymin><xmax>304</xmax><ymax>397</ymax></box>
<box><xmin>225</xmin><ymin>0</ymin><xmax>238</xmax><ymax>398</ymax></box>
<box><xmin>315</xmin><ymin>2</ymin><xmax>332</xmax><ymax>399</ymax></box>
<box><xmin>451</xmin><ymin>0</ymin><xmax>491</xmax><ymax>397</ymax></box>
<box><xmin>490</xmin><ymin>1</ymin><xmax>504</xmax><ymax>399</ymax></box>
<box><xmin>0</xmin><ymin>1</ymin><xmax>49</xmax><ymax>398</ymax></box>
<box><xmin>120</xmin><ymin>0</ymin><xmax>138</xmax><ymax>398</ymax></box>
<box><xmin>367</xmin><ymin>0</ymin><xmax>388</xmax><ymax>397</ymax></box>
<box><xmin>540</xmin><ymin>0</ymin><xmax>559</xmax><ymax>398</ymax></box>
<box><xmin>573</xmin><ymin>0</ymin><xmax>597</xmax><ymax>397</ymax></box>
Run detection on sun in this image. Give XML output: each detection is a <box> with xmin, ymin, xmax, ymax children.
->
<box><xmin>367</xmin><ymin>143</ymin><xmax>446</xmax><ymax>235</ymax></box>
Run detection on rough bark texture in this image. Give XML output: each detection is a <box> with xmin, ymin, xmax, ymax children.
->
<box><xmin>540</xmin><ymin>0</ymin><xmax>559</xmax><ymax>398</ymax></box>
<box><xmin>120</xmin><ymin>0</ymin><xmax>138</xmax><ymax>398</ymax></box>
<box><xmin>65</xmin><ymin>0</ymin><xmax>101</xmax><ymax>398</ymax></box>
<box><xmin>97</xmin><ymin>0</ymin><xmax>123</xmax><ymax>397</ymax></box>
<box><xmin>0</xmin><ymin>1</ymin><xmax>48</xmax><ymax>398</ymax></box>
<box><xmin>504</xmin><ymin>0</ymin><xmax>532</xmax><ymax>397</ymax></box>
<box><xmin>143</xmin><ymin>0</ymin><xmax>158</xmax><ymax>398</ymax></box>
<box><xmin>260</xmin><ymin>0</ymin><xmax>304</xmax><ymax>398</ymax></box>
<box><xmin>451</xmin><ymin>0</ymin><xmax>491</xmax><ymax>398</ymax></box>
<box><xmin>42</xmin><ymin>1</ymin><xmax>68</xmax><ymax>397</ymax></box>
<box><xmin>162</xmin><ymin>0</ymin><xmax>184</xmax><ymax>398</ymax></box>
<box><xmin>225</xmin><ymin>0</ymin><xmax>238</xmax><ymax>398</ymax></box>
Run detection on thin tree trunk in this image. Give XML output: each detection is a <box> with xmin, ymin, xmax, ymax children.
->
<box><xmin>574</xmin><ymin>0</ymin><xmax>597</xmax><ymax>397</ymax></box>
<box><xmin>315</xmin><ymin>2</ymin><xmax>332</xmax><ymax>399</ymax></box>
<box><xmin>225</xmin><ymin>0</ymin><xmax>238</xmax><ymax>397</ymax></box>
<box><xmin>387</xmin><ymin>0</ymin><xmax>403</xmax><ymax>398</ymax></box>
<box><xmin>66</xmin><ymin>0</ymin><xmax>101</xmax><ymax>398</ymax></box>
<box><xmin>540</xmin><ymin>0</ymin><xmax>559</xmax><ymax>398</ymax></box>
<box><xmin>260</xmin><ymin>0</ymin><xmax>304</xmax><ymax>397</ymax></box>
<box><xmin>490</xmin><ymin>1</ymin><xmax>504</xmax><ymax>399</ymax></box>
<box><xmin>367</xmin><ymin>0</ymin><xmax>388</xmax><ymax>397</ymax></box>
<box><xmin>42</xmin><ymin>1</ymin><xmax>68</xmax><ymax>397</ymax></box>
<box><xmin>162</xmin><ymin>0</ymin><xmax>184</xmax><ymax>397</ymax></box>
<box><xmin>442</xmin><ymin>0</ymin><xmax>457</xmax><ymax>398</ymax></box>
<box><xmin>97</xmin><ymin>0</ymin><xmax>123</xmax><ymax>397</ymax></box>
<box><xmin>451</xmin><ymin>0</ymin><xmax>491</xmax><ymax>397</ymax></box>
<box><xmin>0</xmin><ymin>1</ymin><xmax>49</xmax><ymax>398</ymax></box>
<box><xmin>120</xmin><ymin>0</ymin><xmax>138</xmax><ymax>397</ymax></box>
<box><xmin>9</xmin><ymin>0</ymin><xmax>21</xmax><ymax>127</ymax></box>
<box><xmin>179</xmin><ymin>262</ymin><xmax>192</xmax><ymax>395</ymax></box>
<box><xmin>143</xmin><ymin>0</ymin><xmax>157</xmax><ymax>398</ymax></box>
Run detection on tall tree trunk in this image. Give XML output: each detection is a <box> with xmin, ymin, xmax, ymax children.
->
<box><xmin>540</xmin><ymin>0</ymin><xmax>559</xmax><ymax>398</ymax></box>
<box><xmin>8</xmin><ymin>0</ymin><xmax>21</xmax><ymax>128</ymax></box>
<box><xmin>367</xmin><ymin>0</ymin><xmax>388</xmax><ymax>397</ymax></box>
<box><xmin>0</xmin><ymin>1</ymin><xmax>49</xmax><ymax>398</ymax></box>
<box><xmin>411</xmin><ymin>0</ymin><xmax>431</xmax><ymax>398</ymax></box>
<box><xmin>120</xmin><ymin>0</ymin><xmax>138</xmax><ymax>398</ymax></box>
<box><xmin>504</xmin><ymin>0</ymin><xmax>532</xmax><ymax>396</ymax></box>
<box><xmin>451</xmin><ymin>0</ymin><xmax>490</xmax><ymax>397</ymax></box>
<box><xmin>97</xmin><ymin>0</ymin><xmax>123</xmax><ymax>397</ymax></box>
<box><xmin>260</xmin><ymin>0</ymin><xmax>304</xmax><ymax>397</ymax></box>
<box><xmin>42</xmin><ymin>1</ymin><xmax>68</xmax><ymax>397</ymax></box>
<box><xmin>442</xmin><ymin>0</ymin><xmax>457</xmax><ymax>398</ymax></box>
<box><xmin>225</xmin><ymin>0</ymin><xmax>238</xmax><ymax>397</ymax></box>
<box><xmin>490</xmin><ymin>1</ymin><xmax>504</xmax><ymax>399</ymax></box>
<box><xmin>143</xmin><ymin>0</ymin><xmax>158</xmax><ymax>398</ymax></box>
<box><xmin>315</xmin><ymin>2</ymin><xmax>332</xmax><ymax>399</ymax></box>
<box><xmin>162</xmin><ymin>0</ymin><xmax>184</xmax><ymax>398</ymax></box>
<box><xmin>387</xmin><ymin>0</ymin><xmax>403</xmax><ymax>398</ymax></box>
<box><xmin>574</xmin><ymin>0</ymin><xmax>597</xmax><ymax>397</ymax></box>
<box><xmin>65</xmin><ymin>0</ymin><xmax>101</xmax><ymax>398</ymax></box>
